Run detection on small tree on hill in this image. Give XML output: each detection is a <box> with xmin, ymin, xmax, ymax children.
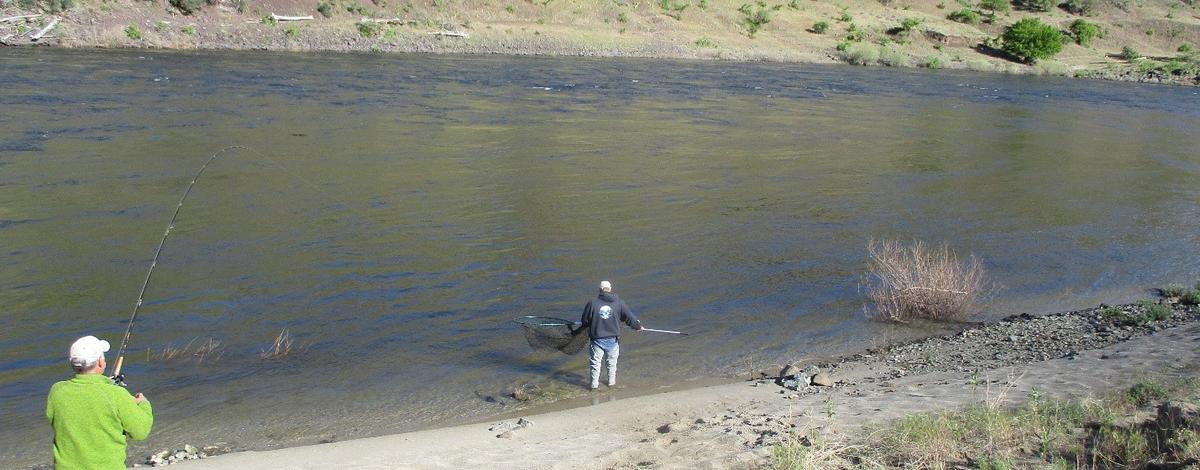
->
<box><xmin>978</xmin><ymin>0</ymin><xmax>1012</xmax><ymax>20</ymax></box>
<box><xmin>1001</xmin><ymin>17</ymin><xmax>1065</xmax><ymax>63</ymax></box>
<box><xmin>1068</xmin><ymin>19</ymin><xmax>1102</xmax><ymax>47</ymax></box>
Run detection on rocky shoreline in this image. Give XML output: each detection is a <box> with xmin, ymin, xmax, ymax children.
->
<box><xmin>772</xmin><ymin>298</ymin><xmax>1197</xmax><ymax>398</ymax></box>
<box><xmin>676</xmin><ymin>297</ymin><xmax>1200</xmax><ymax>452</ymax></box>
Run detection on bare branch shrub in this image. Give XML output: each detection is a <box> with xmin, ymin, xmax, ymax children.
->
<box><xmin>862</xmin><ymin>239</ymin><xmax>990</xmax><ymax>322</ymax></box>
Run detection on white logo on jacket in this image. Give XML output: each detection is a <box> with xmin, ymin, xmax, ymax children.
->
<box><xmin>599</xmin><ymin>305</ymin><xmax>612</xmax><ymax>320</ymax></box>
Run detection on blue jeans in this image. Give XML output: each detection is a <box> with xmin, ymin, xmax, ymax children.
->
<box><xmin>589</xmin><ymin>337</ymin><xmax>619</xmax><ymax>388</ymax></box>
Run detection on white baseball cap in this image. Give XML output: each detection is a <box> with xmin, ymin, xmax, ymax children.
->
<box><xmin>599</xmin><ymin>281</ymin><xmax>612</xmax><ymax>291</ymax></box>
<box><xmin>69</xmin><ymin>335</ymin><xmax>110</xmax><ymax>366</ymax></box>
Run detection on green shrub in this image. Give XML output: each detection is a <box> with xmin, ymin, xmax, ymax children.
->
<box><xmin>181</xmin><ymin>24</ymin><xmax>196</xmax><ymax>35</ymax></box>
<box><xmin>694</xmin><ymin>36</ymin><xmax>717</xmax><ymax>47</ymax></box>
<box><xmin>947</xmin><ymin>8</ymin><xmax>979</xmax><ymax>24</ymax></box>
<box><xmin>125</xmin><ymin>24</ymin><xmax>142</xmax><ymax>39</ymax></box>
<box><xmin>357</xmin><ymin>21</ymin><xmax>379</xmax><ymax>37</ymax></box>
<box><xmin>844</xmin><ymin>23</ymin><xmax>866</xmax><ymax>42</ymax></box>
<box><xmin>738</xmin><ymin>2</ymin><xmax>772</xmax><ymax>36</ymax></box>
<box><xmin>1163</xmin><ymin>284</ymin><xmax>1187</xmax><ymax>298</ymax></box>
<box><xmin>839</xmin><ymin>9</ymin><xmax>853</xmax><ymax>22</ymax></box>
<box><xmin>317</xmin><ymin>1</ymin><xmax>332</xmax><ymax>17</ymax></box>
<box><xmin>1180</xmin><ymin>43</ymin><xmax>1194</xmax><ymax>54</ymax></box>
<box><xmin>812</xmin><ymin>21</ymin><xmax>829</xmax><ymax>34</ymax></box>
<box><xmin>170</xmin><ymin>0</ymin><xmax>205</xmax><ymax>14</ymax></box>
<box><xmin>1181</xmin><ymin>290</ymin><xmax>1200</xmax><ymax>306</ymax></box>
<box><xmin>1069</xmin><ymin>19</ymin><xmax>1102</xmax><ymax>46</ymax></box>
<box><xmin>878</xmin><ymin>47</ymin><xmax>910</xmax><ymax>66</ymax></box>
<box><xmin>43</xmin><ymin>0</ymin><xmax>73</xmax><ymax>13</ymax></box>
<box><xmin>1064</xmin><ymin>0</ymin><xmax>1098</xmax><ymax>15</ymax></box>
<box><xmin>1001</xmin><ymin>17</ymin><xmax>1064</xmax><ymax>63</ymax></box>
<box><xmin>925</xmin><ymin>56</ymin><xmax>944</xmax><ymax>69</ymax></box>
<box><xmin>345</xmin><ymin>2</ymin><xmax>365</xmax><ymax>14</ymax></box>
<box><xmin>261</xmin><ymin>14</ymin><xmax>277</xmax><ymax>25</ymax></box>
<box><xmin>979</xmin><ymin>0</ymin><xmax>1012</xmax><ymax>17</ymax></box>
<box><xmin>1138</xmin><ymin>301</ymin><xmax>1171</xmax><ymax>322</ymax></box>
<box><xmin>1121</xmin><ymin>45</ymin><xmax>1140</xmax><ymax>60</ymax></box>
<box><xmin>658</xmin><ymin>0</ymin><xmax>689</xmax><ymax>20</ymax></box>
<box><xmin>285</xmin><ymin>25</ymin><xmax>299</xmax><ymax>38</ymax></box>
<box><xmin>1127</xmin><ymin>380</ymin><xmax>1167</xmax><ymax>407</ymax></box>
<box><xmin>900</xmin><ymin>17</ymin><xmax>922</xmax><ymax>34</ymax></box>
<box><xmin>843</xmin><ymin>42</ymin><xmax>880</xmax><ymax>65</ymax></box>
<box><xmin>836</xmin><ymin>40</ymin><xmax>852</xmax><ymax>51</ymax></box>
<box><xmin>1021</xmin><ymin>0</ymin><xmax>1055</xmax><ymax>11</ymax></box>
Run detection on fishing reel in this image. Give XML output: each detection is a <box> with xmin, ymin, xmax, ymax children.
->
<box><xmin>110</xmin><ymin>373</ymin><xmax>127</xmax><ymax>388</ymax></box>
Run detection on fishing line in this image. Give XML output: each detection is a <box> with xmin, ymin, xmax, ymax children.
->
<box><xmin>111</xmin><ymin>144</ymin><xmax>376</xmax><ymax>384</ymax></box>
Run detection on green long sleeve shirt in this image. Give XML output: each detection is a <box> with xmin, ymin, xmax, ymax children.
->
<box><xmin>46</xmin><ymin>374</ymin><xmax>154</xmax><ymax>470</ymax></box>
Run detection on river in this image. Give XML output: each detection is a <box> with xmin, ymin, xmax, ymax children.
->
<box><xmin>1</xmin><ymin>48</ymin><xmax>1198</xmax><ymax>467</ymax></box>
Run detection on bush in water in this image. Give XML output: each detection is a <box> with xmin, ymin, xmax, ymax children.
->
<box><xmin>1001</xmin><ymin>17</ymin><xmax>1065</xmax><ymax>63</ymax></box>
<box><xmin>862</xmin><ymin>239</ymin><xmax>991</xmax><ymax>322</ymax></box>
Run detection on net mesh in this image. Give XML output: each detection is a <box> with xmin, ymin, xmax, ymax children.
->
<box><xmin>512</xmin><ymin>316</ymin><xmax>588</xmax><ymax>355</ymax></box>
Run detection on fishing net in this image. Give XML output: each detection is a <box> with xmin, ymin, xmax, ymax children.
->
<box><xmin>512</xmin><ymin>316</ymin><xmax>589</xmax><ymax>355</ymax></box>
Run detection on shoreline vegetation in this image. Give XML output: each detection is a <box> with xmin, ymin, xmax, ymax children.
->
<box><xmin>2</xmin><ymin>0</ymin><xmax>1198</xmax><ymax>86</ymax></box>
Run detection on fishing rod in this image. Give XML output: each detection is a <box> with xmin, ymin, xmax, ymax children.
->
<box><xmin>109</xmin><ymin>145</ymin><xmax>374</xmax><ymax>386</ymax></box>
<box><xmin>110</xmin><ymin>146</ymin><xmax>246</xmax><ymax>386</ymax></box>
<box><xmin>641</xmin><ymin>328</ymin><xmax>688</xmax><ymax>336</ymax></box>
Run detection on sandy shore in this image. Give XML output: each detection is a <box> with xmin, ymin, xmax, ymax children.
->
<box><xmin>164</xmin><ymin>301</ymin><xmax>1200</xmax><ymax>469</ymax></box>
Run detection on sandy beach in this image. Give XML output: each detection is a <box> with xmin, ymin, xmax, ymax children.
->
<box><xmin>163</xmin><ymin>301</ymin><xmax>1200</xmax><ymax>469</ymax></box>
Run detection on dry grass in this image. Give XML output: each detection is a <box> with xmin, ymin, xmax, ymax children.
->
<box><xmin>146</xmin><ymin>337</ymin><xmax>224</xmax><ymax>363</ymax></box>
<box><xmin>260</xmin><ymin>328</ymin><xmax>308</xmax><ymax>360</ymax></box>
<box><xmin>862</xmin><ymin>238</ymin><xmax>991</xmax><ymax>323</ymax></box>
<box><xmin>767</xmin><ymin>427</ymin><xmax>875</xmax><ymax>470</ymax></box>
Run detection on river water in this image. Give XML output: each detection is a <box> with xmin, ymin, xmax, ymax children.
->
<box><xmin>1</xmin><ymin>48</ymin><xmax>1198</xmax><ymax>467</ymax></box>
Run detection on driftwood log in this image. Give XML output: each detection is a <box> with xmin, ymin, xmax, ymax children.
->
<box><xmin>1</xmin><ymin>14</ymin><xmax>41</xmax><ymax>23</ymax></box>
<box><xmin>270</xmin><ymin>14</ymin><xmax>313</xmax><ymax>22</ymax></box>
<box><xmin>359</xmin><ymin>17</ymin><xmax>410</xmax><ymax>25</ymax></box>
<box><xmin>428</xmin><ymin>30</ymin><xmax>468</xmax><ymax>38</ymax></box>
<box><xmin>30</xmin><ymin>18</ymin><xmax>59</xmax><ymax>41</ymax></box>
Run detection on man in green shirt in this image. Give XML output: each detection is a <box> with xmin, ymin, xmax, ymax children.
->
<box><xmin>46</xmin><ymin>335</ymin><xmax>154</xmax><ymax>470</ymax></box>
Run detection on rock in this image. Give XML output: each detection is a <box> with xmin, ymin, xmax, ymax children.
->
<box><xmin>803</xmin><ymin>365</ymin><xmax>820</xmax><ymax>379</ymax></box>
<box><xmin>184</xmin><ymin>444</ymin><xmax>198</xmax><ymax>455</ymax></box>
<box><xmin>517</xmin><ymin>417</ymin><xmax>533</xmax><ymax>428</ymax></box>
<box><xmin>497</xmin><ymin>431</ymin><xmax>514</xmax><ymax>439</ymax></box>
<box><xmin>778</xmin><ymin>364</ymin><xmax>799</xmax><ymax>381</ymax></box>
<box><xmin>657</xmin><ymin>424</ymin><xmax>673</xmax><ymax>434</ymax></box>
<box><xmin>781</xmin><ymin>378</ymin><xmax>802</xmax><ymax>390</ymax></box>
<box><xmin>811</xmin><ymin>372</ymin><xmax>834</xmax><ymax>387</ymax></box>
<box><xmin>511</xmin><ymin>388</ymin><xmax>528</xmax><ymax>401</ymax></box>
<box><xmin>1157</xmin><ymin>401</ymin><xmax>1200</xmax><ymax>432</ymax></box>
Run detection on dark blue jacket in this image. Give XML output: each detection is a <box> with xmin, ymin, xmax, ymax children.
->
<box><xmin>580</xmin><ymin>291</ymin><xmax>641</xmax><ymax>340</ymax></box>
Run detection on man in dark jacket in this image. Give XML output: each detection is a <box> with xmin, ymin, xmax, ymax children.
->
<box><xmin>579</xmin><ymin>280</ymin><xmax>642</xmax><ymax>390</ymax></box>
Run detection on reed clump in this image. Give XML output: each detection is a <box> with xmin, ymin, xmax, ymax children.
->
<box><xmin>260</xmin><ymin>329</ymin><xmax>309</xmax><ymax>360</ymax></box>
<box><xmin>147</xmin><ymin>337</ymin><xmax>224</xmax><ymax>364</ymax></box>
<box><xmin>862</xmin><ymin>239</ymin><xmax>990</xmax><ymax>323</ymax></box>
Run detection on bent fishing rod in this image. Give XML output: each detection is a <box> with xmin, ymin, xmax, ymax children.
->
<box><xmin>109</xmin><ymin>146</ymin><xmax>247</xmax><ymax>386</ymax></box>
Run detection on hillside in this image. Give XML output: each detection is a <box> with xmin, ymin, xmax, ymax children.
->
<box><xmin>2</xmin><ymin>0</ymin><xmax>1199</xmax><ymax>84</ymax></box>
